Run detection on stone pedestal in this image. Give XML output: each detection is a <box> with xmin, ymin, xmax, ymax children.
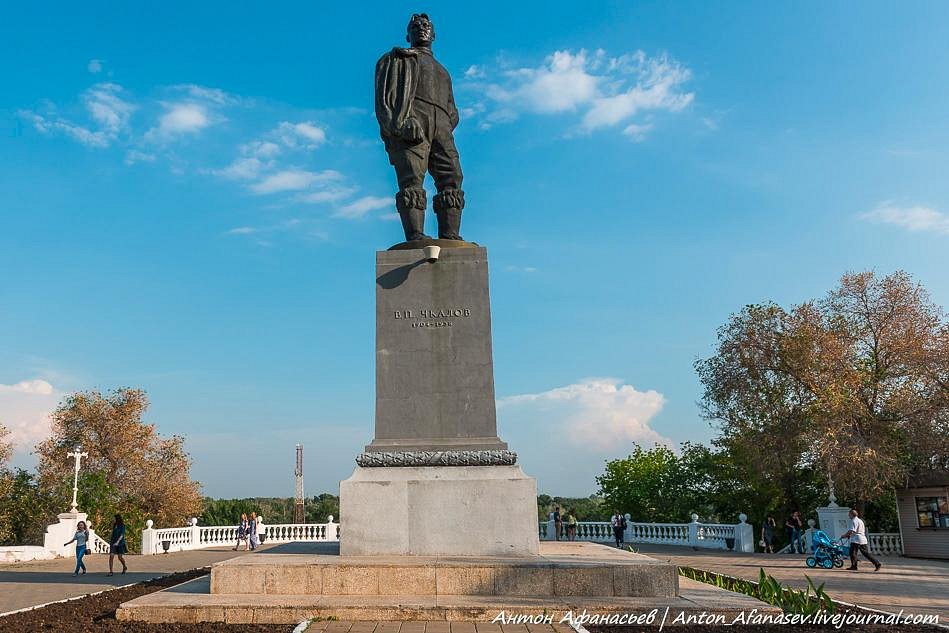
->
<box><xmin>340</xmin><ymin>465</ymin><xmax>539</xmax><ymax>556</ymax></box>
<box><xmin>368</xmin><ymin>245</ymin><xmax>506</xmax><ymax>454</ymax></box>
<box><xmin>341</xmin><ymin>244</ymin><xmax>539</xmax><ymax>557</ymax></box>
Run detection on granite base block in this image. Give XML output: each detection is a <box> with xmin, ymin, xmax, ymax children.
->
<box><xmin>339</xmin><ymin>465</ymin><xmax>539</xmax><ymax>557</ymax></box>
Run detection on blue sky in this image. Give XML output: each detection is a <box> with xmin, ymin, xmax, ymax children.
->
<box><xmin>3</xmin><ymin>2</ymin><xmax>949</xmax><ymax>503</ymax></box>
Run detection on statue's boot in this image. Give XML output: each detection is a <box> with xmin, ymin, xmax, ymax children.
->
<box><xmin>434</xmin><ymin>189</ymin><xmax>465</xmax><ymax>240</ymax></box>
<box><xmin>396</xmin><ymin>188</ymin><xmax>430</xmax><ymax>241</ymax></box>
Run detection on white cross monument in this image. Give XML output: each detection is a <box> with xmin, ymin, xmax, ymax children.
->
<box><xmin>68</xmin><ymin>446</ymin><xmax>89</xmax><ymax>513</ymax></box>
<box><xmin>43</xmin><ymin>446</ymin><xmax>92</xmax><ymax>557</ymax></box>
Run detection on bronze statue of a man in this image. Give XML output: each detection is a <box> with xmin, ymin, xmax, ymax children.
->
<box><xmin>375</xmin><ymin>13</ymin><xmax>464</xmax><ymax>242</ymax></box>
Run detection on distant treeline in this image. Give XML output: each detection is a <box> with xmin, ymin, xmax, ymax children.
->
<box><xmin>200</xmin><ymin>494</ymin><xmax>340</xmax><ymax>525</ymax></box>
<box><xmin>201</xmin><ymin>493</ymin><xmax>607</xmax><ymax>525</ymax></box>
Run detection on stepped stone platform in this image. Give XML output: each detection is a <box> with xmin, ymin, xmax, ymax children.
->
<box><xmin>117</xmin><ymin>542</ymin><xmax>779</xmax><ymax>624</ymax></box>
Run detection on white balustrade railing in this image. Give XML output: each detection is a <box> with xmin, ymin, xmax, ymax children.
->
<box><xmin>868</xmin><ymin>532</ymin><xmax>902</xmax><ymax>556</ymax></box>
<box><xmin>539</xmin><ymin>513</ymin><xmax>755</xmax><ymax>552</ymax></box>
<box><xmin>87</xmin><ymin>528</ymin><xmax>111</xmax><ymax>554</ymax></box>
<box><xmin>141</xmin><ymin>516</ymin><xmax>339</xmax><ymax>555</ymax></box>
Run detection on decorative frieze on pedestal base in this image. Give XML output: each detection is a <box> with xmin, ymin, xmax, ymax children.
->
<box><xmin>355</xmin><ymin>449</ymin><xmax>517</xmax><ymax>467</ymax></box>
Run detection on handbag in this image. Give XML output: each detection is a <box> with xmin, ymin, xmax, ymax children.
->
<box><xmin>758</xmin><ymin>539</ymin><xmax>766</xmax><ymax>547</ymax></box>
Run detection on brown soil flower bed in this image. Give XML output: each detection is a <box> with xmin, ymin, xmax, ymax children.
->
<box><xmin>0</xmin><ymin>569</ymin><xmax>293</xmax><ymax>632</ymax></box>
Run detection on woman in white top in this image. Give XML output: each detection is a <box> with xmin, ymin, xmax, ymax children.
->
<box><xmin>64</xmin><ymin>520</ymin><xmax>90</xmax><ymax>575</ymax></box>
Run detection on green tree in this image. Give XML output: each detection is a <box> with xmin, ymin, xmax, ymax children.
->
<box><xmin>596</xmin><ymin>444</ymin><xmax>694</xmax><ymax>522</ymax></box>
<box><xmin>35</xmin><ymin>388</ymin><xmax>204</xmax><ymax>551</ymax></box>
<box><xmin>696</xmin><ymin>270</ymin><xmax>949</xmax><ymax>525</ymax></box>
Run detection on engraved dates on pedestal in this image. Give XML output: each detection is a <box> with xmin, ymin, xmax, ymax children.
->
<box><xmin>356</xmin><ymin>450</ymin><xmax>517</xmax><ymax>467</ymax></box>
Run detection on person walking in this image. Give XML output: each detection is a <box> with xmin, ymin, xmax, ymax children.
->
<box><xmin>785</xmin><ymin>511</ymin><xmax>804</xmax><ymax>553</ymax></box>
<box><xmin>64</xmin><ymin>520</ymin><xmax>90</xmax><ymax>575</ymax></box>
<box><xmin>611</xmin><ymin>510</ymin><xmax>626</xmax><ymax>548</ymax></box>
<box><xmin>565</xmin><ymin>509</ymin><xmax>578</xmax><ymax>541</ymax></box>
<box><xmin>248</xmin><ymin>511</ymin><xmax>259</xmax><ymax>551</ymax></box>
<box><xmin>761</xmin><ymin>516</ymin><xmax>776</xmax><ymax>553</ymax></box>
<box><xmin>232</xmin><ymin>513</ymin><xmax>249</xmax><ymax>551</ymax></box>
<box><xmin>840</xmin><ymin>509</ymin><xmax>882</xmax><ymax>572</ymax></box>
<box><xmin>108</xmin><ymin>514</ymin><xmax>128</xmax><ymax>576</ymax></box>
<box><xmin>553</xmin><ymin>506</ymin><xmax>563</xmax><ymax>541</ymax></box>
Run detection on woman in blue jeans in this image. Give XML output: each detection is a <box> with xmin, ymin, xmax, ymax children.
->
<box><xmin>64</xmin><ymin>520</ymin><xmax>90</xmax><ymax>575</ymax></box>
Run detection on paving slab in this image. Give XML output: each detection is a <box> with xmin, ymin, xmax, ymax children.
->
<box><xmin>0</xmin><ymin>544</ymin><xmax>267</xmax><ymax>614</ymax></box>
<box><xmin>633</xmin><ymin>543</ymin><xmax>949</xmax><ymax>622</ymax></box>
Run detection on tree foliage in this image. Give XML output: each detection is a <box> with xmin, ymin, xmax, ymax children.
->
<box><xmin>201</xmin><ymin>494</ymin><xmax>340</xmax><ymax>526</ymax></box>
<box><xmin>696</xmin><ymin>270</ymin><xmax>949</xmax><ymax>507</ymax></box>
<box><xmin>536</xmin><ymin>494</ymin><xmax>608</xmax><ymax>521</ymax></box>
<box><xmin>34</xmin><ymin>388</ymin><xmax>203</xmax><ymax>550</ymax></box>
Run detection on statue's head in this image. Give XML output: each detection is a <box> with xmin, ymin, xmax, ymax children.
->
<box><xmin>406</xmin><ymin>13</ymin><xmax>435</xmax><ymax>47</ymax></box>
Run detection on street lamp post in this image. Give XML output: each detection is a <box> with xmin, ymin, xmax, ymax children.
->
<box><xmin>68</xmin><ymin>446</ymin><xmax>89</xmax><ymax>513</ymax></box>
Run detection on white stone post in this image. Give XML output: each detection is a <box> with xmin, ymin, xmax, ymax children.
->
<box><xmin>734</xmin><ymin>513</ymin><xmax>755</xmax><ymax>552</ymax></box>
<box><xmin>623</xmin><ymin>513</ymin><xmax>633</xmax><ymax>544</ymax></box>
<box><xmin>544</xmin><ymin>519</ymin><xmax>554</xmax><ymax>540</ymax></box>
<box><xmin>141</xmin><ymin>519</ymin><xmax>156</xmax><ymax>555</ymax></box>
<box><xmin>189</xmin><ymin>517</ymin><xmax>200</xmax><ymax>551</ymax></box>
<box><xmin>804</xmin><ymin>518</ymin><xmax>818</xmax><ymax>553</ymax></box>
<box><xmin>43</xmin><ymin>511</ymin><xmax>88</xmax><ymax>558</ymax></box>
<box><xmin>688</xmin><ymin>513</ymin><xmax>700</xmax><ymax>547</ymax></box>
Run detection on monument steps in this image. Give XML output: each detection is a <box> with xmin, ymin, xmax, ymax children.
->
<box><xmin>117</xmin><ymin>543</ymin><xmax>780</xmax><ymax>624</ymax></box>
<box><xmin>117</xmin><ymin>577</ymin><xmax>777</xmax><ymax>625</ymax></box>
<box><xmin>209</xmin><ymin>543</ymin><xmax>677</xmax><ymax>598</ymax></box>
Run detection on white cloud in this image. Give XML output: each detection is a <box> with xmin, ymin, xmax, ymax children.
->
<box><xmin>213</xmin><ymin>157</ymin><xmax>266</xmax><ymax>180</ymax></box>
<box><xmin>227</xmin><ymin>226</ymin><xmax>258</xmax><ymax>235</ymax></box>
<box><xmin>466</xmin><ymin>48</ymin><xmax>693</xmax><ymax>139</ymax></box>
<box><xmin>489</xmin><ymin>50</ymin><xmax>599</xmax><ymax>114</ymax></box>
<box><xmin>334</xmin><ymin>195</ymin><xmax>391</xmax><ymax>219</ymax></box>
<box><xmin>124</xmin><ymin>149</ymin><xmax>156</xmax><ymax>165</ymax></box>
<box><xmin>861</xmin><ymin>202</ymin><xmax>949</xmax><ymax>235</ymax></box>
<box><xmin>147</xmin><ymin>102</ymin><xmax>210</xmax><ymax>140</ymax></box>
<box><xmin>20</xmin><ymin>83</ymin><xmax>134</xmax><ymax>148</ymax></box>
<box><xmin>622</xmin><ymin>122</ymin><xmax>654</xmax><ymax>142</ymax></box>
<box><xmin>277</xmin><ymin>121</ymin><xmax>327</xmax><ymax>148</ymax></box>
<box><xmin>297</xmin><ymin>187</ymin><xmax>358</xmax><ymax>204</ymax></box>
<box><xmin>179</xmin><ymin>84</ymin><xmax>237</xmax><ymax>105</ymax></box>
<box><xmin>87</xmin><ymin>59</ymin><xmax>103</xmax><ymax>74</ymax></box>
<box><xmin>250</xmin><ymin>169</ymin><xmax>342</xmax><ymax>194</ymax></box>
<box><xmin>0</xmin><ymin>379</ymin><xmax>60</xmax><ymax>457</ymax></box>
<box><xmin>241</xmin><ymin>140</ymin><xmax>281</xmax><ymax>158</ymax></box>
<box><xmin>499</xmin><ymin>378</ymin><xmax>669</xmax><ymax>451</ymax></box>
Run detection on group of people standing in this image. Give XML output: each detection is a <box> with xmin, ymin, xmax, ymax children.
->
<box><xmin>759</xmin><ymin>511</ymin><xmax>806</xmax><ymax>553</ymax></box>
<box><xmin>63</xmin><ymin>513</ymin><xmax>128</xmax><ymax>576</ymax></box>
<box><xmin>549</xmin><ymin>506</ymin><xmax>579</xmax><ymax>541</ymax></box>
<box><xmin>233</xmin><ymin>512</ymin><xmax>260</xmax><ymax>551</ymax></box>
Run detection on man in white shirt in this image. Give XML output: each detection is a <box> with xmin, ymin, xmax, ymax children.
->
<box><xmin>840</xmin><ymin>509</ymin><xmax>882</xmax><ymax>571</ymax></box>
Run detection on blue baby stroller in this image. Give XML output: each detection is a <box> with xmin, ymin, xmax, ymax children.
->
<box><xmin>806</xmin><ymin>530</ymin><xmax>846</xmax><ymax>569</ymax></box>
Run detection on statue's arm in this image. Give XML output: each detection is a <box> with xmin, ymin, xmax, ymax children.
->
<box><xmin>447</xmin><ymin>79</ymin><xmax>460</xmax><ymax>130</ymax></box>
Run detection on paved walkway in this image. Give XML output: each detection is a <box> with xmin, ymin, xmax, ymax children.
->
<box><xmin>633</xmin><ymin>543</ymin><xmax>949</xmax><ymax>622</ymax></box>
<box><xmin>305</xmin><ymin>623</ymin><xmax>575</xmax><ymax>633</ymax></box>
<box><xmin>0</xmin><ymin>545</ymin><xmax>259</xmax><ymax>614</ymax></box>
